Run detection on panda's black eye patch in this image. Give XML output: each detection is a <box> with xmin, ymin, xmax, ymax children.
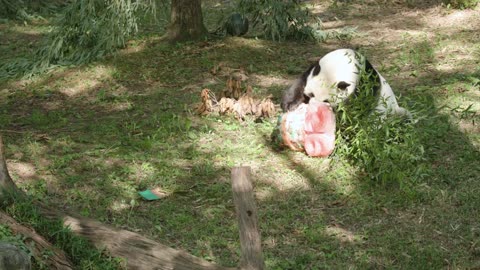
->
<box><xmin>337</xmin><ymin>81</ymin><xmax>350</xmax><ymax>90</ymax></box>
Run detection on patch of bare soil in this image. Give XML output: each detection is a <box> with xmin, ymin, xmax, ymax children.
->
<box><xmin>314</xmin><ymin>1</ymin><xmax>479</xmax><ymax>49</ymax></box>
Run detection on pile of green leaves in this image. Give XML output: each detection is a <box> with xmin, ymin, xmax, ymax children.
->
<box><xmin>237</xmin><ymin>0</ymin><xmax>319</xmax><ymax>41</ymax></box>
<box><xmin>333</xmin><ymin>53</ymin><xmax>428</xmax><ymax>191</ymax></box>
<box><xmin>1</xmin><ymin>0</ymin><xmax>154</xmax><ymax>78</ymax></box>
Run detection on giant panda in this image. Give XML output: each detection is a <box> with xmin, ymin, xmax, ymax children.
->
<box><xmin>281</xmin><ymin>48</ymin><xmax>410</xmax><ymax>118</ymax></box>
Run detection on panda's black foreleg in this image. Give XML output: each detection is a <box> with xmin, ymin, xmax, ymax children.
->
<box><xmin>282</xmin><ymin>62</ymin><xmax>320</xmax><ymax>112</ymax></box>
<box><xmin>281</xmin><ymin>78</ymin><xmax>311</xmax><ymax>111</ymax></box>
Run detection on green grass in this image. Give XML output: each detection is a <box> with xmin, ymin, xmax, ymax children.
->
<box><xmin>1</xmin><ymin>1</ymin><xmax>480</xmax><ymax>269</ymax></box>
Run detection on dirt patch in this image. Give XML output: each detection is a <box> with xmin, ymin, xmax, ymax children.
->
<box><xmin>317</xmin><ymin>1</ymin><xmax>480</xmax><ymax>49</ymax></box>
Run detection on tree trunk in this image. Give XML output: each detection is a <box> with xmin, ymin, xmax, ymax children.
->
<box><xmin>164</xmin><ymin>0</ymin><xmax>207</xmax><ymax>42</ymax></box>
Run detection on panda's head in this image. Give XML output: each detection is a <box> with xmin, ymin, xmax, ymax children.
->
<box><xmin>303</xmin><ymin>69</ymin><xmax>354</xmax><ymax>106</ymax></box>
<box><xmin>303</xmin><ymin>49</ymin><xmax>360</xmax><ymax>106</ymax></box>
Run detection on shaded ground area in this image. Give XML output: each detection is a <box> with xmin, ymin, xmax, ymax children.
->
<box><xmin>1</xmin><ymin>1</ymin><xmax>479</xmax><ymax>268</ymax></box>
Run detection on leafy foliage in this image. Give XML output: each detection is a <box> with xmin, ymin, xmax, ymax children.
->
<box><xmin>0</xmin><ymin>0</ymin><xmax>61</xmax><ymax>20</ymax></box>
<box><xmin>1</xmin><ymin>0</ymin><xmax>154</xmax><ymax>78</ymax></box>
<box><xmin>0</xmin><ymin>0</ymin><xmax>28</xmax><ymax>19</ymax></box>
<box><xmin>237</xmin><ymin>0</ymin><xmax>319</xmax><ymax>41</ymax></box>
<box><xmin>333</xmin><ymin>52</ymin><xmax>428</xmax><ymax>191</ymax></box>
<box><xmin>443</xmin><ymin>0</ymin><xmax>479</xmax><ymax>8</ymax></box>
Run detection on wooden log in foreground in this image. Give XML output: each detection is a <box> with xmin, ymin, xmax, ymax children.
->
<box><xmin>231</xmin><ymin>167</ymin><xmax>265</xmax><ymax>270</ymax></box>
<box><xmin>0</xmin><ymin>210</ymin><xmax>73</xmax><ymax>270</ymax></box>
<box><xmin>57</xmin><ymin>213</ymin><xmax>237</xmax><ymax>270</ymax></box>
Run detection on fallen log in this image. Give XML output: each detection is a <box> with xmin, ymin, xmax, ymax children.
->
<box><xmin>0</xmin><ymin>210</ymin><xmax>73</xmax><ymax>270</ymax></box>
<box><xmin>41</xmin><ymin>209</ymin><xmax>237</xmax><ymax>270</ymax></box>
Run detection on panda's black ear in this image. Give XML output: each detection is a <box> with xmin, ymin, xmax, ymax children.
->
<box><xmin>312</xmin><ymin>63</ymin><xmax>321</xmax><ymax>76</ymax></box>
<box><xmin>337</xmin><ymin>81</ymin><xmax>350</xmax><ymax>90</ymax></box>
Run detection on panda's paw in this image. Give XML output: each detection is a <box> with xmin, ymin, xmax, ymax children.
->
<box><xmin>394</xmin><ymin>107</ymin><xmax>419</xmax><ymax>124</ymax></box>
<box><xmin>396</xmin><ymin>107</ymin><xmax>411</xmax><ymax>118</ymax></box>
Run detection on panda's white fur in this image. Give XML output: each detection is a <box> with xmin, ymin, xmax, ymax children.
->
<box><xmin>281</xmin><ymin>48</ymin><xmax>410</xmax><ymax>118</ymax></box>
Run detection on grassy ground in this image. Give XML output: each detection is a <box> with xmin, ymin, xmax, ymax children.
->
<box><xmin>1</xmin><ymin>1</ymin><xmax>480</xmax><ymax>269</ymax></box>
